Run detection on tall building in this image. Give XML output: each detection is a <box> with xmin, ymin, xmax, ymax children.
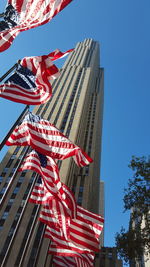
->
<box><xmin>0</xmin><ymin>38</ymin><xmax>104</xmax><ymax>266</ymax></box>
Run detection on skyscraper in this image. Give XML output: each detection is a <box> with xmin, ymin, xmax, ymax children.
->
<box><xmin>0</xmin><ymin>38</ymin><xmax>104</xmax><ymax>266</ymax></box>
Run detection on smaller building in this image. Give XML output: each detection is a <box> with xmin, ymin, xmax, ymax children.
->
<box><xmin>129</xmin><ymin>211</ymin><xmax>150</xmax><ymax>267</ymax></box>
<box><xmin>99</xmin><ymin>247</ymin><xmax>123</xmax><ymax>267</ymax></box>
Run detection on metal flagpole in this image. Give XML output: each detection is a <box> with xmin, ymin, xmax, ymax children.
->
<box><xmin>0</xmin><ymin>60</ymin><xmax>26</xmax><ymax>151</ymax></box>
<box><xmin>0</xmin><ymin>61</ymin><xmax>20</xmax><ymax>82</ymax></box>
<box><xmin>0</xmin><ymin>13</ymin><xmax>4</xmax><ymax>18</ymax></box>
<box><xmin>0</xmin><ymin>104</ymin><xmax>29</xmax><ymax>151</ymax></box>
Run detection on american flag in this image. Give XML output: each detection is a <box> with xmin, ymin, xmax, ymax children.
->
<box><xmin>52</xmin><ymin>253</ymin><xmax>95</xmax><ymax>267</ymax></box>
<box><xmin>30</xmin><ymin>184</ymin><xmax>76</xmax><ymax>240</ymax></box>
<box><xmin>40</xmin><ymin>201</ymin><xmax>104</xmax><ymax>253</ymax></box>
<box><xmin>0</xmin><ymin>0</ymin><xmax>73</xmax><ymax>52</ymax></box>
<box><xmin>0</xmin><ymin>49</ymin><xmax>73</xmax><ymax>105</ymax></box>
<box><xmin>50</xmin><ymin>242</ymin><xmax>95</xmax><ymax>266</ymax></box>
<box><xmin>28</xmin><ymin>171</ymin><xmax>103</xmax><ymax>252</ymax></box>
<box><xmin>53</xmin><ymin>255</ymin><xmax>77</xmax><ymax>267</ymax></box>
<box><xmin>74</xmin><ymin>254</ymin><xmax>95</xmax><ymax>267</ymax></box>
<box><xmin>30</xmin><ymin>177</ymin><xmax>77</xmax><ymax>238</ymax></box>
<box><xmin>19</xmin><ymin>150</ymin><xmax>77</xmax><ymax>219</ymax></box>
<box><xmin>29</xmin><ymin>177</ymin><xmax>53</xmax><ymax>204</ymax></box>
<box><xmin>6</xmin><ymin>112</ymin><xmax>93</xmax><ymax>167</ymax></box>
<box><xmin>47</xmin><ymin>48</ymin><xmax>74</xmax><ymax>61</ymax></box>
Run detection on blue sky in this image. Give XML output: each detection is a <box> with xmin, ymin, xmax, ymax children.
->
<box><xmin>0</xmin><ymin>0</ymin><xmax>150</xmax><ymax>249</ymax></box>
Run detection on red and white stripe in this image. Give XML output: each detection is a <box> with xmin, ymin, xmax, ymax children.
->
<box><xmin>75</xmin><ymin>254</ymin><xmax>95</xmax><ymax>267</ymax></box>
<box><xmin>6</xmin><ymin>114</ymin><xmax>93</xmax><ymax>167</ymax></box>
<box><xmin>0</xmin><ymin>49</ymin><xmax>73</xmax><ymax>105</ymax></box>
<box><xmin>19</xmin><ymin>151</ymin><xmax>66</xmax><ymax>202</ymax></box>
<box><xmin>19</xmin><ymin>150</ymin><xmax>77</xmax><ymax>219</ymax></box>
<box><xmin>47</xmin><ymin>48</ymin><xmax>74</xmax><ymax>61</ymax></box>
<box><xmin>40</xmin><ymin>201</ymin><xmax>104</xmax><ymax>253</ymax></box>
<box><xmin>50</xmin><ymin>242</ymin><xmax>95</xmax><ymax>267</ymax></box>
<box><xmin>48</xmin><ymin>242</ymin><xmax>95</xmax><ymax>267</ymax></box>
<box><xmin>53</xmin><ymin>255</ymin><xmax>76</xmax><ymax>267</ymax></box>
<box><xmin>53</xmin><ymin>255</ymin><xmax>94</xmax><ymax>267</ymax></box>
<box><xmin>0</xmin><ymin>0</ymin><xmax>73</xmax><ymax>52</ymax></box>
<box><xmin>44</xmin><ymin>223</ymin><xmax>93</xmax><ymax>254</ymax></box>
<box><xmin>33</xmin><ymin>184</ymin><xmax>77</xmax><ymax>239</ymax></box>
<box><xmin>29</xmin><ymin>181</ymin><xmax>53</xmax><ymax>204</ymax></box>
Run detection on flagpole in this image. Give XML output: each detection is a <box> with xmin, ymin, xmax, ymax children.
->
<box><xmin>0</xmin><ymin>61</ymin><xmax>20</xmax><ymax>82</ymax></box>
<box><xmin>0</xmin><ymin>105</ymin><xmax>29</xmax><ymax>151</ymax></box>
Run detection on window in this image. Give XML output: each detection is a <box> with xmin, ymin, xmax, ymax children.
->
<box><xmin>0</xmin><ymin>187</ymin><xmax>6</xmax><ymax>194</ymax></box>
<box><xmin>13</xmin><ymin>187</ymin><xmax>20</xmax><ymax>194</ymax></box>
<box><xmin>20</xmin><ymin>170</ymin><xmax>27</xmax><ymax>177</ymax></box>
<box><xmin>8</xmin><ymin>199</ymin><xmax>14</xmax><ymax>204</ymax></box>
<box><xmin>2</xmin><ymin>212</ymin><xmax>9</xmax><ymax>220</ymax></box>
<box><xmin>13</xmin><ymin>147</ymin><xmax>20</xmax><ymax>155</ymax></box>
<box><xmin>10</xmin><ymin>155</ymin><xmax>16</xmax><ymax>159</ymax></box>
<box><xmin>108</xmin><ymin>252</ymin><xmax>112</xmax><ymax>259</ymax></box>
<box><xmin>5</xmin><ymin>205</ymin><xmax>11</xmax><ymax>212</ymax></box>
<box><xmin>11</xmin><ymin>193</ymin><xmax>16</xmax><ymax>199</ymax></box>
<box><xmin>84</xmin><ymin>166</ymin><xmax>89</xmax><ymax>175</ymax></box>
<box><xmin>18</xmin><ymin>176</ymin><xmax>24</xmax><ymax>183</ymax></box>
<box><xmin>5</xmin><ymin>159</ymin><xmax>13</xmax><ymax>168</ymax></box>
<box><xmin>20</xmin><ymin>147</ymin><xmax>27</xmax><ymax>155</ymax></box>
<box><xmin>4</xmin><ymin>168</ymin><xmax>9</xmax><ymax>173</ymax></box>
<box><xmin>0</xmin><ymin>219</ymin><xmax>5</xmax><ymax>227</ymax></box>
<box><xmin>77</xmin><ymin>196</ymin><xmax>82</xmax><ymax>205</ymax></box>
<box><xmin>79</xmin><ymin>186</ymin><xmax>84</xmax><ymax>193</ymax></box>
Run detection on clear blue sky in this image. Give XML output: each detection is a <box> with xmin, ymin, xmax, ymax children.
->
<box><xmin>0</xmin><ymin>0</ymin><xmax>150</xmax><ymax>249</ymax></box>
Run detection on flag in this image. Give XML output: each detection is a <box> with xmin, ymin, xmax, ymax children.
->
<box><xmin>53</xmin><ymin>255</ymin><xmax>77</xmax><ymax>267</ymax></box>
<box><xmin>0</xmin><ymin>49</ymin><xmax>73</xmax><ymax>105</ymax></box>
<box><xmin>29</xmin><ymin>176</ymin><xmax>53</xmax><ymax>204</ymax></box>
<box><xmin>50</xmin><ymin>243</ymin><xmax>95</xmax><ymax>266</ymax></box>
<box><xmin>0</xmin><ymin>0</ymin><xmax>73</xmax><ymax>52</ymax></box>
<box><xmin>29</xmin><ymin>183</ymin><xmax>76</xmax><ymax>240</ymax></box>
<box><xmin>6</xmin><ymin>112</ymin><xmax>93</xmax><ymax>167</ymax></box>
<box><xmin>40</xmin><ymin>201</ymin><xmax>104</xmax><ymax>253</ymax></box>
<box><xmin>74</xmin><ymin>254</ymin><xmax>95</xmax><ymax>267</ymax></box>
<box><xmin>19</xmin><ymin>150</ymin><xmax>77</xmax><ymax>219</ymax></box>
<box><xmin>52</xmin><ymin>254</ymin><xmax>95</xmax><ymax>267</ymax></box>
<box><xmin>47</xmin><ymin>48</ymin><xmax>74</xmax><ymax>61</ymax></box>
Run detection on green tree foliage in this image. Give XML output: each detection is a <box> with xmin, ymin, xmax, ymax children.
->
<box><xmin>115</xmin><ymin>156</ymin><xmax>150</xmax><ymax>264</ymax></box>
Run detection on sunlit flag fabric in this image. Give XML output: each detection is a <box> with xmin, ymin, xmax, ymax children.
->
<box><xmin>6</xmin><ymin>112</ymin><xmax>93</xmax><ymax>167</ymax></box>
<box><xmin>40</xmin><ymin>200</ymin><xmax>104</xmax><ymax>253</ymax></box>
<box><xmin>0</xmin><ymin>0</ymin><xmax>73</xmax><ymax>52</ymax></box>
<box><xmin>0</xmin><ymin>49</ymin><xmax>73</xmax><ymax>105</ymax></box>
<box><xmin>52</xmin><ymin>253</ymin><xmax>95</xmax><ymax>267</ymax></box>
<box><xmin>27</xmin><ymin>169</ymin><xmax>77</xmax><ymax>238</ymax></box>
<box><xmin>19</xmin><ymin>150</ymin><xmax>66</xmax><ymax>200</ymax></box>
<box><xmin>28</xmin><ymin>176</ymin><xmax>53</xmax><ymax>204</ymax></box>
<box><xmin>53</xmin><ymin>255</ymin><xmax>77</xmax><ymax>267</ymax></box>
<box><xmin>74</xmin><ymin>254</ymin><xmax>95</xmax><ymax>267</ymax></box>
<box><xmin>30</xmin><ymin>186</ymin><xmax>75</xmax><ymax>240</ymax></box>
<box><xmin>19</xmin><ymin>150</ymin><xmax>77</xmax><ymax>219</ymax></box>
<box><xmin>50</xmin><ymin>244</ymin><xmax>95</xmax><ymax>266</ymax></box>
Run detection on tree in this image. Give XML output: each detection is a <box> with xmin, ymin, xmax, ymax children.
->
<box><xmin>115</xmin><ymin>156</ymin><xmax>150</xmax><ymax>264</ymax></box>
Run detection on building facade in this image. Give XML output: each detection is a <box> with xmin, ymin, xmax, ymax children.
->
<box><xmin>129</xmin><ymin>209</ymin><xmax>150</xmax><ymax>267</ymax></box>
<box><xmin>0</xmin><ymin>38</ymin><xmax>104</xmax><ymax>266</ymax></box>
<box><xmin>99</xmin><ymin>247</ymin><xmax>123</xmax><ymax>267</ymax></box>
